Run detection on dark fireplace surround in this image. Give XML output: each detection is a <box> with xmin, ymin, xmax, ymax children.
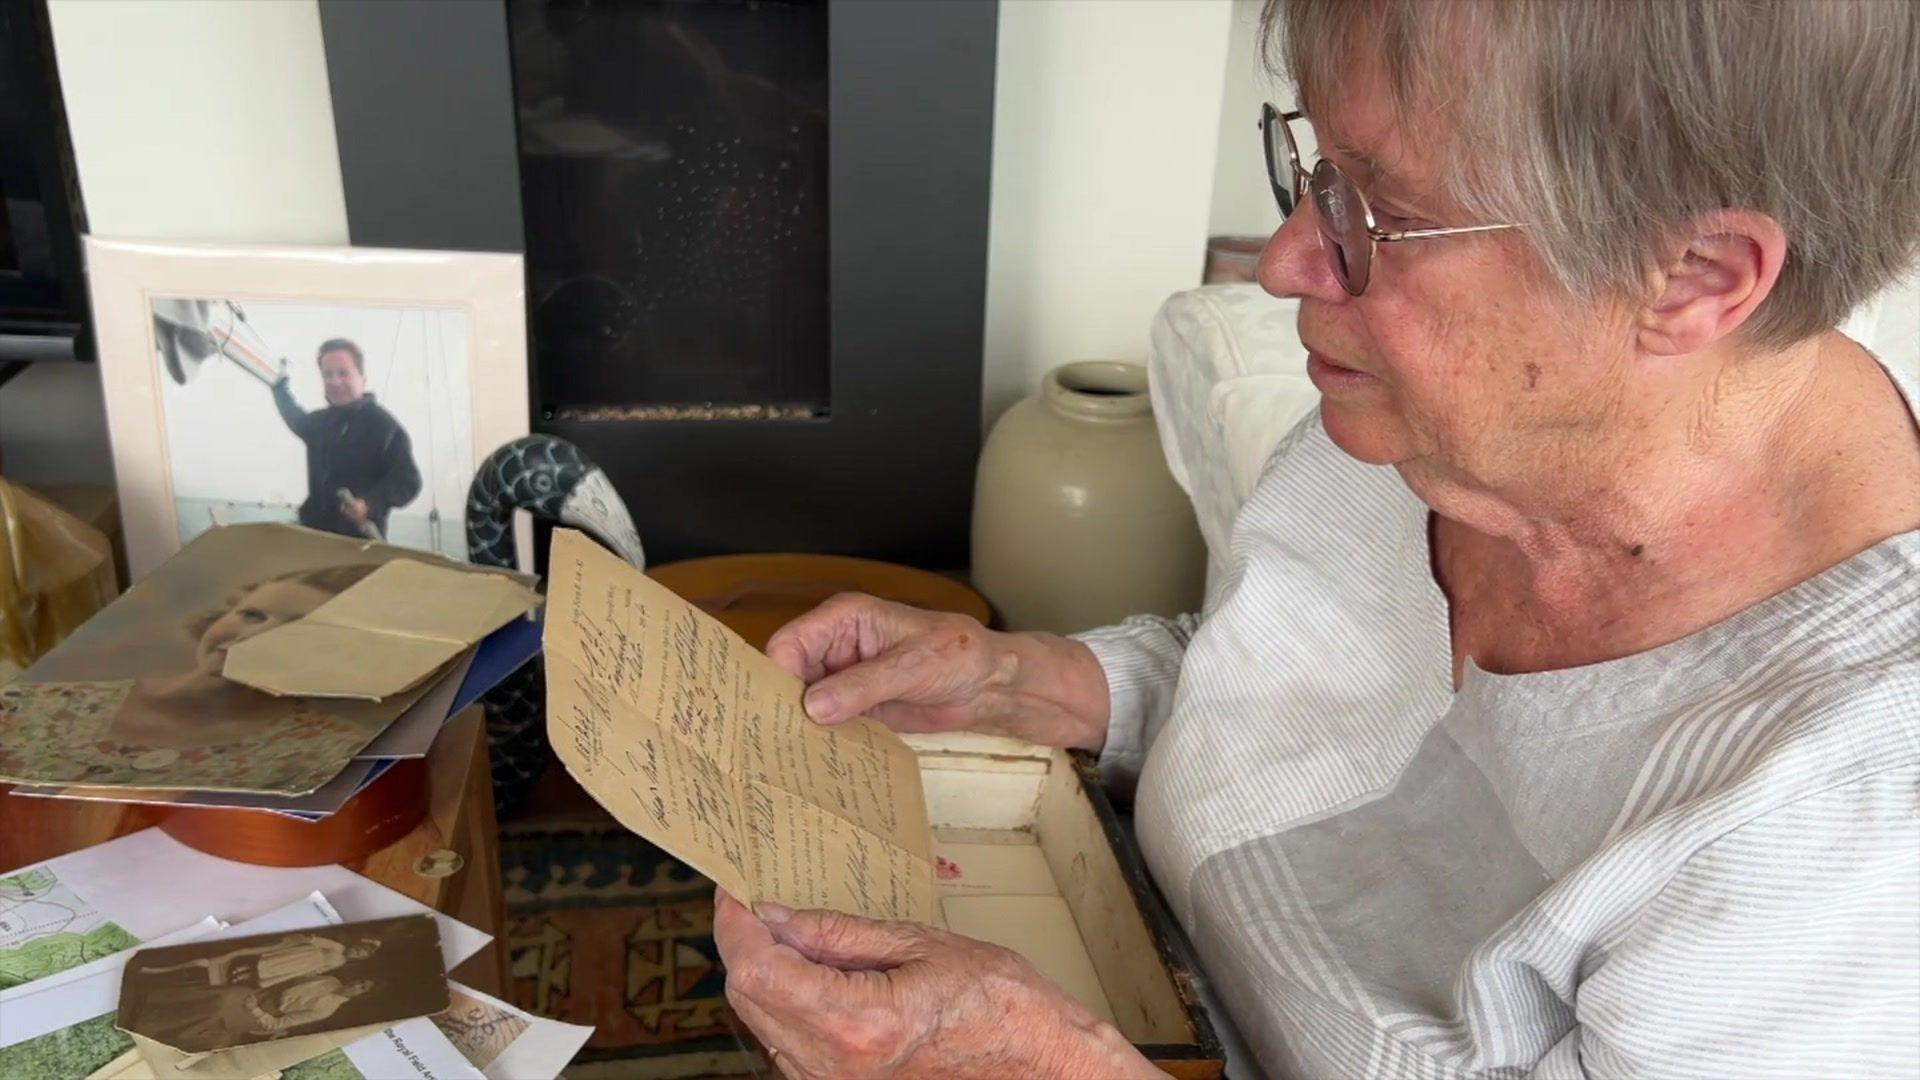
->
<box><xmin>318</xmin><ymin>0</ymin><xmax>998</xmax><ymax>569</ymax></box>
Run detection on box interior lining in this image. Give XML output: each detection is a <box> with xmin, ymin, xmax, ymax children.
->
<box><xmin>917</xmin><ymin>742</ymin><xmax>1195</xmax><ymax>1045</ymax></box>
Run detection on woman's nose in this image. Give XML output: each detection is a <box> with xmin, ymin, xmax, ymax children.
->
<box><xmin>1258</xmin><ymin>199</ymin><xmax>1343</xmax><ymax>302</ymax></box>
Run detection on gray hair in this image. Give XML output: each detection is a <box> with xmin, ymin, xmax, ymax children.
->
<box><xmin>1262</xmin><ymin>0</ymin><xmax>1919</xmax><ymax>347</ymax></box>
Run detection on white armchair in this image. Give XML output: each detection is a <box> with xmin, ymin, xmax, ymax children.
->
<box><xmin>1145</xmin><ymin>285</ymin><xmax>1312</xmax><ymax>596</ymax></box>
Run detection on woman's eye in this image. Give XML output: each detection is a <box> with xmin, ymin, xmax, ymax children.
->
<box><xmin>239</xmin><ymin>609</ymin><xmax>268</xmax><ymax>624</ymax></box>
<box><xmin>1377</xmin><ymin>206</ymin><xmax>1425</xmax><ymax>228</ymax></box>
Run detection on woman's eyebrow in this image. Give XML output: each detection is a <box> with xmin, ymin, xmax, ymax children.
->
<box><xmin>1317</xmin><ymin>130</ymin><xmax>1403</xmax><ymax>191</ymax></box>
<box><xmin>1337</xmin><ymin>145</ymin><xmax>1393</xmax><ymax>185</ymax></box>
<box><xmin>1333</xmin><ymin>141</ymin><xmax>1441</xmax><ymax>208</ymax></box>
<box><xmin>1313</xmin><ymin>118</ymin><xmax>1440</xmax><ymax>208</ymax></box>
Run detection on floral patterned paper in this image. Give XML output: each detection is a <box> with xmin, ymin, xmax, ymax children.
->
<box><xmin>0</xmin><ymin>679</ymin><xmax>374</xmax><ymax>795</ymax></box>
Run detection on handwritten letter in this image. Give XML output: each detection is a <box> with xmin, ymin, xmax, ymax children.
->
<box><xmin>544</xmin><ymin>529</ymin><xmax>936</xmax><ymax>923</ymax></box>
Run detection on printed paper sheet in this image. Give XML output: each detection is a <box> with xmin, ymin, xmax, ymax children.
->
<box><xmin>0</xmin><ymin>867</ymin><xmax>139</xmax><ymax>989</ymax></box>
<box><xmin>19</xmin><ymin>829</ymin><xmax>488</xmax><ymax>972</ymax></box>
<box><xmin>432</xmin><ymin>981</ymin><xmax>592</xmax><ymax>1080</ymax></box>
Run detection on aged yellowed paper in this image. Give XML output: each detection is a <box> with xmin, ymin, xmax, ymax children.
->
<box><xmin>544</xmin><ymin>529</ymin><xmax>936</xmax><ymax>923</ymax></box>
<box><xmin>224</xmin><ymin>559</ymin><xmax>539</xmax><ymax>701</ymax></box>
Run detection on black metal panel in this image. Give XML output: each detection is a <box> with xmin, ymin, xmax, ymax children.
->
<box><xmin>542</xmin><ymin>0</ymin><xmax>994</xmax><ymax>568</ymax></box>
<box><xmin>324</xmin><ymin>0</ymin><xmax>995</xmax><ymax>567</ymax></box>
<box><xmin>318</xmin><ymin>0</ymin><xmax>525</xmax><ymax>253</ymax></box>
<box><xmin>0</xmin><ymin>0</ymin><xmax>90</xmax><ymax>364</ymax></box>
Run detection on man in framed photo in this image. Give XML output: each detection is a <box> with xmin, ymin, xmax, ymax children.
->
<box><xmin>272</xmin><ymin>338</ymin><xmax>422</xmax><ymax>541</ymax></box>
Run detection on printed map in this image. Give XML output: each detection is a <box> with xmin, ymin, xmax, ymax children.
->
<box><xmin>0</xmin><ymin>1014</ymin><xmax>366</xmax><ymax>1079</ymax></box>
<box><xmin>0</xmin><ymin>867</ymin><xmax>139</xmax><ymax>989</ymax></box>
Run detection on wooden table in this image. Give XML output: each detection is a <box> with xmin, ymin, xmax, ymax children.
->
<box><xmin>0</xmin><ymin>707</ymin><xmax>508</xmax><ymax>995</ymax></box>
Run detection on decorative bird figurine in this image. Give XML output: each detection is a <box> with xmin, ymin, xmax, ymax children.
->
<box><xmin>467</xmin><ymin>435</ymin><xmax>645</xmax><ymax>814</ymax></box>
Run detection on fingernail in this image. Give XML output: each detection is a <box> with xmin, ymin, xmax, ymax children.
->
<box><xmin>754</xmin><ymin>901</ymin><xmax>794</xmax><ymax>924</ymax></box>
<box><xmin>804</xmin><ymin>688</ymin><xmax>837</xmax><ymax>722</ymax></box>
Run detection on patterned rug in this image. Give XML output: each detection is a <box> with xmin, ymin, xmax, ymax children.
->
<box><xmin>501</xmin><ymin>824</ymin><xmax>764</xmax><ymax>1079</ymax></box>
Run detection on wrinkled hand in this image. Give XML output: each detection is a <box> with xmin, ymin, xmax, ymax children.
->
<box><xmin>341</xmin><ymin>496</ymin><xmax>370</xmax><ymax>524</ymax></box>
<box><xmin>715</xmin><ymin>890</ymin><xmax>1159</xmax><ymax>1079</ymax></box>
<box><xmin>763</xmin><ymin>594</ymin><xmax>1110</xmax><ymax>750</ymax></box>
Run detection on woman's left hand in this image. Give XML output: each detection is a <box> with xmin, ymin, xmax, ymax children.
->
<box><xmin>713</xmin><ymin>889</ymin><xmax>1162</xmax><ymax>1079</ymax></box>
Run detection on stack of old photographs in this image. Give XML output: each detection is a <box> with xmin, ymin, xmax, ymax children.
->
<box><xmin>0</xmin><ymin>524</ymin><xmax>543</xmax><ymax>822</ymax></box>
<box><xmin>0</xmin><ymin>830</ymin><xmax>591</xmax><ymax>1078</ymax></box>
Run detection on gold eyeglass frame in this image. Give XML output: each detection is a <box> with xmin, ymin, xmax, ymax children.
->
<box><xmin>1261</xmin><ymin>103</ymin><xmax>1518</xmax><ymax>294</ymax></box>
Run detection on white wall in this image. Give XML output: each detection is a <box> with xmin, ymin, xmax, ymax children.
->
<box><xmin>980</xmin><ymin>0</ymin><xmax>1235</xmax><ymax>427</ymax></box>
<box><xmin>48</xmin><ymin>0</ymin><xmax>347</xmax><ymax>245</ymax></box>
<box><xmin>1</xmin><ymin>0</ymin><xmax>346</xmax><ymax>487</ymax></box>
<box><xmin>1208</xmin><ymin>0</ymin><xmax>1289</xmax><ymax>241</ymax></box>
<box><xmin>1862</xmin><ymin>279</ymin><xmax>1920</xmax><ymax>381</ymax></box>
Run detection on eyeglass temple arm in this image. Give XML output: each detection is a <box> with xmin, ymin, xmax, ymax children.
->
<box><xmin>1373</xmin><ymin>222</ymin><xmax>1520</xmax><ymax>243</ymax></box>
<box><xmin>1264</xmin><ymin>104</ymin><xmax>1518</xmax><ymax>242</ymax></box>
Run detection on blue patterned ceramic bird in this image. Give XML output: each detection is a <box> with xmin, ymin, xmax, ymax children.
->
<box><xmin>467</xmin><ymin>435</ymin><xmax>644</xmax><ymax>814</ymax></box>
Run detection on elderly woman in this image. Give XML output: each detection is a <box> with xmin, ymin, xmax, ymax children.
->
<box><xmin>714</xmin><ymin>1</ymin><xmax>1918</xmax><ymax>1076</ymax></box>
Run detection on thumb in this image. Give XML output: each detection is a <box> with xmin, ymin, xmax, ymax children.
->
<box><xmin>802</xmin><ymin>648</ymin><xmax>931</xmax><ymax>726</ymax></box>
<box><xmin>756</xmin><ymin>904</ymin><xmax>932</xmax><ymax>971</ymax></box>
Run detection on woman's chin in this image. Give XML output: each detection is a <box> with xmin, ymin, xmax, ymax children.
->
<box><xmin>1321</xmin><ymin>400</ymin><xmax>1408</xmax><ymax>466</ymax></box>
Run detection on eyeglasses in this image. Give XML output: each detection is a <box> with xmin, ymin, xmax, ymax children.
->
<box><xmin>1260</xmin><ymin>103</ymin><xmax>1518</xmax><ymax>296</ymax></box>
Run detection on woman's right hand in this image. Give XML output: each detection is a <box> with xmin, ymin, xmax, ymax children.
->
<box><xmin>764</xmin><ymin>594</ymin><xmax>1112</xmax><ymax>751</ymax></box>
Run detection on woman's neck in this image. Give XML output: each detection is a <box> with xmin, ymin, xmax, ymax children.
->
<box><xmin>1430</xmin><ymin>332</ymin><xmax>1920</xmax><ymax>679</ymax></box>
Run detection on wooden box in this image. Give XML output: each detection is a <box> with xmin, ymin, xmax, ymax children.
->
<box><xmin>907</xmin><ymin>732</ymin><xmax>1224</xmax><ymax>1078</ymax></box>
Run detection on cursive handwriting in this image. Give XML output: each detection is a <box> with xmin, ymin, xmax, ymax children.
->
<box><xmin>544</xmin><ymin>534</ymin><xmax>934</xmax><ymax>922</ymax></box>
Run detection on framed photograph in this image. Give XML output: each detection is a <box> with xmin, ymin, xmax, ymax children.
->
<box><xmin>85</xmin><ymin>238</ymin><xmax>530</xmax><ymax>580</ymax></box>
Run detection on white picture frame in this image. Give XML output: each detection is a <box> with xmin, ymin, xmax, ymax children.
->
<box><xmin>85</xmin><ymin>238</ymin><xmax>531</xmax><ymax>581</ymax></box>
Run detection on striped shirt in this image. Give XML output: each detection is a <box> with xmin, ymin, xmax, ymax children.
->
<box><xmin>1080</xmin><ymin>362</ymin><xmax>1920</xmax><ymax>1079</ymax></box>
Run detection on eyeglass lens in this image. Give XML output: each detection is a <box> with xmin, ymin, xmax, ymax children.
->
<box><xmin>1263</xmin><ymin>107</ymin><xmax>1370</xmax><ymax>295</ymax></box>
<box><xmin>1311</xmin><ymin>159</ymin><xmax>1371</xmax><ymax>295</ymax></box>
<box><xmin>1263</xmin><ymin>107</ymin><xmax>1298</xmax><ymax>217</ymax></box>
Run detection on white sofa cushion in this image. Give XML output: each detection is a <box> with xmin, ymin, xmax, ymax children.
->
<box><xmin>1147</xmin><ymin>285</ymin><xmax>1311</xmax><ymax>594</ymax></box>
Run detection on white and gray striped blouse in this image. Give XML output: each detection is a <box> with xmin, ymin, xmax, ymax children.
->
<box><xmin>1079</xmin><ymin>362</ymin><xmax>1919</xmax><ymax>1079</ymax></box>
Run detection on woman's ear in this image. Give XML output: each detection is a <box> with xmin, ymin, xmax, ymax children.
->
<box><xmin>1635</xmin><ymin>210</ymin><xmax>1788</xmax><ymax>357</ymax></box>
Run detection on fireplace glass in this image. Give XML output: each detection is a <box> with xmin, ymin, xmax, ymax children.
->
<box><xmin>323</xmin><ymin>0</ymin><xmax>994</xmax><ymax>561</ymax></box>
<box><xmin>509</xmin><ymin>0</ymin><xmax>830</xmax><ymax>421</ymax></box>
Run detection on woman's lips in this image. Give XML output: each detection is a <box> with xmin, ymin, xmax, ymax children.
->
<box><xmin>1306</xmin><ymin>351</ymin><xmax>1377</xmax><ymax>392</ymax></box>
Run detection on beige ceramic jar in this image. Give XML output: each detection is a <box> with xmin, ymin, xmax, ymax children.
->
<box><xmin>971</xmin><ymin>361</ymin><xmax>1205</xmax><ymax>633</ymax></box>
